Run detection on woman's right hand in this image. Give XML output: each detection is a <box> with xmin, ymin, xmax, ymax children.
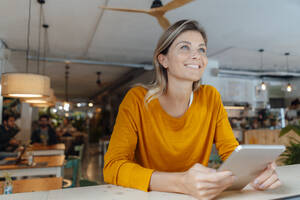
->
<box><xmin>181</xmin><ymin>163</ymin><xmax>236</xmax><ymax>200</ymax></box>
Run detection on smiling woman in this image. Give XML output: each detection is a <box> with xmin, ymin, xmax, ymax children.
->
<box><xmin>103</xmin><ymin>20</ymin><xmax>281</xmax><ymax>200</ymax></box>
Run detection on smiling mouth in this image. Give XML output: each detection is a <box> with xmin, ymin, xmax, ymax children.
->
<box><xmin>184</xmin><ymin>64</ymin><xmax>200</xmax><ymax>69</ymax></box>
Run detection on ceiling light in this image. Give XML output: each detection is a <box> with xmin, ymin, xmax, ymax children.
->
<box><xmin>260</xmin><ymin>81</ymin><xmax>266</xmax><ymax>91</ymax></box>
<box><xmin>25</xmin><ymin>99</ymin><xmax>47</xmax><ymax>104</ymax></box>
<box><xmin>96</xmin><ymin>72</ymin><xmax>102</xmax><ymax>87</ymax></box>
<box><xmin>1</xmin><ymin>73</ymin><xmax>50</xmax><ymax>98</ymax></box>
<box><xmin>286</xmin><ymin>83</ymin><xmax>292</xmax><ymax>92</ymax></box>
<box><xmin>1</xmin><ymin>0</ymin><xmax>51</xmax><ymax>98</ymax></box>
<box><xmin>258</xmin><ymin>49</ymin><xmax>267</xmax><ymax>91</ymax></box>
<box><xmin>88</xmin><ymin>102</ymin><xmax>93</xmax><ymax>107</ymax></box>
<box><xmin>224</xmin><ymin>106</ymin><xmax>245</xmax><ymax>110</ymax></box>
<box><xmin>65</xmin><ymin>64</ymin><xmax>70</xmax><ymax>102</ymax></box>
<box><xmin>25</xmin><ymin>88</ymin><xmax>56</xmax><ymax>107</ymax></box>
<box><xmin>64</xmin><ymin>102</ymin><xmax>70</xmax><ymax>111</ymax></box>
<box><xmin>30</xmin><ymin>102</ymin><xmax>54</xmax><ymax>108</ymax></box>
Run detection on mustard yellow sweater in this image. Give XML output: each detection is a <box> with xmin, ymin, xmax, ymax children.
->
<box><xmin>103</xmin><ymin>85</ymin><xmax>239</xmax><ymax>192</ymax></box>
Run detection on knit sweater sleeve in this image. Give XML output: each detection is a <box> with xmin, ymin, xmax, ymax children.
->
<box><xmin>213</xmin><ymin>88</ymin><xmax>239</xmax><ymax>161</ymax></box>
<box><xmin>103</xmin><ymin>88</ymin><xmax>154</xmax><ymax>192</ymax></box>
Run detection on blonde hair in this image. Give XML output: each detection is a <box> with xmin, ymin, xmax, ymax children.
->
<box><xmin>143</xmin><ymin>19</ymin><xmax>207</xmax><ymax>105</ymax></box>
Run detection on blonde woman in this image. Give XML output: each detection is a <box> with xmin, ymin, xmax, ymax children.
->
<box><xmin>103</xmin><ymin>20</ymin><xmax>281</xmax><ymax>200</ymax></box>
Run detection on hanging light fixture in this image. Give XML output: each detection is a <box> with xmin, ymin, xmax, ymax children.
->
<box><xmin>28</xmin><ymin>24</ymin><xmax>57</xmax><ymax>106</ymax></box>
<box><xmin>284</xmin><ymin>52</ymin><xmax>292</xmax><ymax>93</ymax></box>
<box><xmin>96</xmin><ymin>72</ymin><xmax>102</xmax><ymax>87</ymax></box>
<box><xmin>258</xmin><ymin>49</ymin><xmax>266</xmax><ymax>91</ymax></box>
<box><xmin>63</xmin><ymin>61</ymin><xmax>71</xmax><ymax>111</ymax></box>
<box><xmin>1</xmin><ymin>0</ymin><xmax>50</xmax><ymax>98</ymax></box>
<box><xmin>260</xmin><ymin>81</ymin><xmax>266</xmax><ymax>91</ymax></box>
<box><xmin>26</xmin><ymin>88</ymin><xmax>56</xmax><ymax>105</ymax></box>
<box><xmin>286</xmin><ymin>83</ymin><xmax>292</xmax><ymax>92</ymax></box>
<box><xmin>1</xmin><ymin>73</ymin><xmax>50</xmax><ymax>98</ymax></box>
<box><xmin>31</xmin><ymin>102</ymin><xmax>55</xmax><ymax>108</ymax></box>
<box><xmin>65</xmin><ymin>62</ymin><xmax>70</xmax><ymax>102</ymax></box>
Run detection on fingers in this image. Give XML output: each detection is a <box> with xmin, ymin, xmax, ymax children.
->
<box><xmin>185</xmin><ymin>164</ymin><xmax>235</xmax><ymax>200</ymax></box>
<box><xmin>271</xmin><ymin>161</ymin><xmax>277</xmax><ymax>167</ymax></box>
<box><xmin>253</xmin><ymin>163</ymin><xmax>275</xmax><ymax>186</ymax></box>
<box><xmin>253</xmin><ymin>162</ymin><xmax>281</xmax><ymax>190</ymax></box>
<box><xmin>268</xmin><ymin>179</ymin><xmax>282</xmax><ymax>189</ymax></box>
<box><xmin>257</xmin><ymin>173</ymin><xmax>278</xmax><ymax>190</ymax></box>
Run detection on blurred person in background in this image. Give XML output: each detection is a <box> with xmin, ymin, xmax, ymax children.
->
<box><xmin>56</xmin><ymin>118</ymin><xmax>76</xmax><ymax>137</ymax></box>
<box><xmin>31</xmin><ymin>114</ymin><xmax>58</xmax><ymax>145</ymax></box>
<box><xmin>0</xmin><ymin>114</ymin><xmax>20</xmax><ymax>152</ymax></box>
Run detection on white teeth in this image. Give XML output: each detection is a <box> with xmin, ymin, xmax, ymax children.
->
<box><xmin>185</xmin><ymin>65</ymin><xmax>199</xmax><ymax>69</ymax></box>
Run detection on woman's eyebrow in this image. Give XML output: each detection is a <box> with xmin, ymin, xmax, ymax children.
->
<box><xmin>175</xmin><ymin>41</ymin><xmax>206</xmax><ymax>47</ymax></box>
<box><xmin>175</xmin><ymin>41</ymin><xmax>191</xmax><ymax>46</ymax></box>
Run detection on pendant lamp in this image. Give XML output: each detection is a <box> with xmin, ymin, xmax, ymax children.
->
<box><xmin>1</xmin><ymin>0</ymin><xmax>50</xmax><ymax>98</ymax></box>
<box><xmin>31</xmin><ymin>102</ymin><xmax>55</xmax><ymax>108</ymax></box>
<box><xmin>30</xmin><ymin>88</ymin><xmax>56</xmax><ymax>107</ymax></box>
<box><xmin>1</xmin><ymin>73</ymin><xmax>50</xmax><ymax>98</ymax></box>
<box><xmin>284</xmin><ymin>52</ymin><xmax>293</xmax><ymax>93</ymax></box>
<box><xmin>25</xmin><ymin>87</ymin><xmax>55</xmax><ymax>104</ymax></box>
<box><xmin>258</xmin><ymin>49</ymin><xmax>267</xmax><ymax>91</ymax></box>
<box><xmin>286</xmin><ymin>83</ymin><xmax>292</xmax><ymax>92</ymax></box>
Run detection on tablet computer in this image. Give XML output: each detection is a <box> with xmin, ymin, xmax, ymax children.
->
<box><xmin>217</xmin><ymin>144</ymin><xmax>286</xmax><ymax>190</ymax></box>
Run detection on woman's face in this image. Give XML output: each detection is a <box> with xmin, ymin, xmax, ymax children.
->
<box><xmin>158</xmin><ymin>30</ymin><xmax>208</xmax><ymax>83</ymax></box>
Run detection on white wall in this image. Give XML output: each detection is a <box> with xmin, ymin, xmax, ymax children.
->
<box><xmin>202</xmin><ymin>59</ymin><xmax>300</xmax><ymax>108</ymax></box>
<box><xmin>202</xmin><ymin>60</ymin><xmax>268</xmax><ymax>107</ymax></box>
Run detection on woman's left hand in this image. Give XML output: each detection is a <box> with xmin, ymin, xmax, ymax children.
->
<box><xmin>251</xmin><ymin>161</ymin><xmax>282</xmax><ymax>190</ymax></box>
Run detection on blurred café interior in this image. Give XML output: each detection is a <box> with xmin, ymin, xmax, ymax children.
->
<box><xmin>0</xmin><ymin>0</ymin><xmax>300</xmax><ymax>198</ymax></box>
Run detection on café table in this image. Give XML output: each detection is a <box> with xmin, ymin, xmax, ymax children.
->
<box><xmin>29</xmin><ymin>143</ymin><xmax>65</xmax><ymax>156</ymax></box>
<box><xmin>0</xmin><ymin>164</ymin><xmax>299</xmax><ymax>199</ymax></box>
<box><xmin>0</xmin><ymin>155</ymin><xmax>65</xmax><ymax>178</ymax></box>
<box><xmin>0</xmin><ymin>177</ymin><xmax>63</xmax><ymax>194</ymax></box>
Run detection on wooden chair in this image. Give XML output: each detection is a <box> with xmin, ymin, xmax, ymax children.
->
<box><xmin>0</xmin><ymin>177</ymin><xmax>62</xmax><ymax>194</ymax></box>
<box><xmin>63</xmin><ymin>144</ymin><xmax>83</xmax><ymax>188</ymax></box>
<box><xmin>63</xmin><ymin>157</ymin><xmax>79</xmax><ymax>188</ymax></box>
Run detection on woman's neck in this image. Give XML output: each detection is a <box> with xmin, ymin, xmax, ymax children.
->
<box><xmin>158</xmin><ymin>79</ymin><xmax>193</xmax><ymax>118</ymax></box>
<box><xmin>165</xmin><ymin>78</ymin><xmax>193</xmax><ymax>103</ymax></box>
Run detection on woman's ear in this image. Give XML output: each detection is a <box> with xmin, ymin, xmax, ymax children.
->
<box><xmin>158</xmin><ymin>54</ymin><xmax>168</xmax><ymax>69</ymax></box>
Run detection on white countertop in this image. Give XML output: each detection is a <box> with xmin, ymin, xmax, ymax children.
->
<box><xmin>1</xmin><ymin>164</ymin><xmax>299</xmax><ymax>200</ymax></box>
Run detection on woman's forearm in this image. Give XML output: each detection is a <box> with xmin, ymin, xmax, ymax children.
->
<box><xmin>149</xmin><ymin>171</ymin><xmax>185</xmax><ymax>194</ymax></box>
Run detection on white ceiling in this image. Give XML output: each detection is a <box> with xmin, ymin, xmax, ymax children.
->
<box><xmin>1</xmin><ymin>0</ymin><xmax>300</xmax><ymax>100</ymax></box>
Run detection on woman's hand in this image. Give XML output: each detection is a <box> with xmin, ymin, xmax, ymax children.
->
<box><xmin>251</xmin><ymin>162</ymin><xmax>281</xmax><ymax>190</ymax></box>
<box><xmin>181</xmin><ymin>163</ymin><xmax>235</xmax><ymax>200</ymax></box>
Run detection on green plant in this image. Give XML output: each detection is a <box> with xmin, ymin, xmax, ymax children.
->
<box><xmin>280</xmin><ymin>138</ymin><xmax>300</xmax><ymax>165</ymax></box>
<box><xmin>280</xmin><ymin>124</ymin><xmax>300</xmax><ymax>137</ymax></box>
<box><xmin>279</xmin><ymin>123</ymin><xmax>300</xmax><ymax>165</ymax></box>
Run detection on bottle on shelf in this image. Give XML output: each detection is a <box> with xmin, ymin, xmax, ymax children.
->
<box><xmin>3</xmin><ymin>173</ymin><xmax>13</xmax><ymax>194</ymax></box>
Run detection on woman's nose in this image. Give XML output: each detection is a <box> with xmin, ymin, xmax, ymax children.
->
<box><xmin>191</xmin><ymin>49</ymin><xmax>201</xmax><ymax>59</ymax></box>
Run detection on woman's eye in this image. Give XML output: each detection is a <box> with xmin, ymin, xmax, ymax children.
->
<box><xmin>199</xmin><ymin>48</ymin><xmax>206</xmax><ymax>53</ymax></box>
<box><xmin>180</xmin><ymin>45</ymin><xmax>190</xmax><ymax>50</ymax></box>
